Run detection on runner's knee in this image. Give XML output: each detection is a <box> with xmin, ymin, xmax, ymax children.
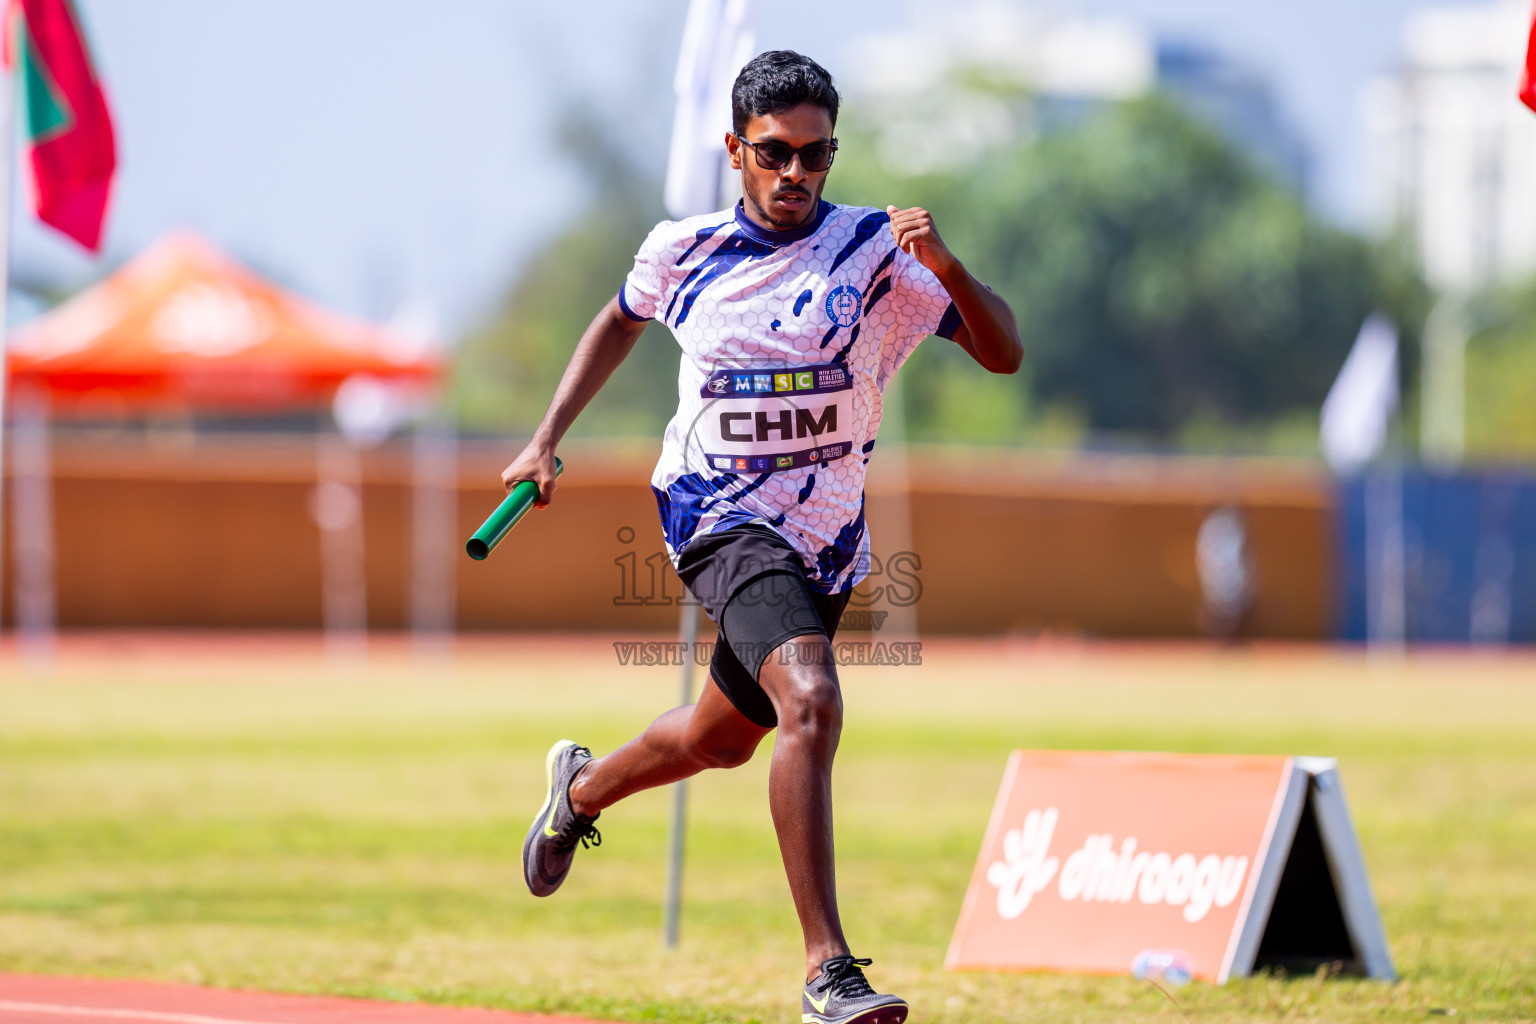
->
<box><xmin>769</xmin><ymin>650</ymin><xmax>842</xmax><ymax>737</ymax></box>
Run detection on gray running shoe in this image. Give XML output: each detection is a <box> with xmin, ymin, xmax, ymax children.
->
<box><xmin>801</xmin><ymin>956</ymin><xmax>908</xmax><ymax>1024</ymax></box>
<box><xmin>522</xmin><ymin>739</ymin><xmax>600</xmax><ymax>897</ymax></box>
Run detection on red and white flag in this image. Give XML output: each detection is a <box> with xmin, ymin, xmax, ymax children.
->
<box><xmin>5</xmin><ymin>0</ymin><xmax>117</xmax><ymax>251</ymax></box>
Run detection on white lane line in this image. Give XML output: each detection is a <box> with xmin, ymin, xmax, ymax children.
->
<box><xmin>0</xmin><ymin>1000</ymin><xmax>292</xmax><ymax>1024</ymax></box>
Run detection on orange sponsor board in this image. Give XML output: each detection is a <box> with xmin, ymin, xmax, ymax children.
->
<box><xmin>946</xmin><ymin>750</ymin><xmax>1295</xmax><ymax>983</ymax></box>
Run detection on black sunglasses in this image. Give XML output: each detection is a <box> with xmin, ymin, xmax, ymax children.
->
<box><xmin>735</xmin><ymin>133</ymin><xmax>838</xmax><ymax>173</ymax></box>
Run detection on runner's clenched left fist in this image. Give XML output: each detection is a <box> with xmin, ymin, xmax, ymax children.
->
<box><xmin>886</xmin><ymin>205</ymin><xmax>957</xmax><ymax>277</ymax></box>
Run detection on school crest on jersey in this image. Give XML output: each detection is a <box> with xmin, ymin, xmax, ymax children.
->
<box><xmin>825</xmin><ymin>284</ymin><xmax>862</xmax><ymax>327</ymax></box>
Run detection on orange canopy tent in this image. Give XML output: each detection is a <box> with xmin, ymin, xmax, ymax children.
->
<box><xmin>6</xmin><ymin>231</ymin><xmax>441</xmax><ymax>411</ymax></box>
<box><xmin>1</xmin><ymin>232</ymin><xmax>451</xmax><ymax>653</ymax></box>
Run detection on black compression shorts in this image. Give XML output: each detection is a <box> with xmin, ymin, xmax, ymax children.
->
<box><xmin>674</xmin><ymin>524</ymin><xmax>852</xmax><ymax>728</ymax></box>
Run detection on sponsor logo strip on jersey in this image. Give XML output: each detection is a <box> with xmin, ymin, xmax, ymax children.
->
<box><xmin>701</xmin><ymin>364</ymin><xmax>850</xmax><ymax>398</ymax></box>
<box><xmin>704</xmin><ymin>442</ymin><xmax>850</xmax><ymax>474</ymax></box>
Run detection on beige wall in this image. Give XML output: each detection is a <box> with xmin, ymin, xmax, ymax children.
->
<box><xmin>3</xmin><ymin>435</ymin><xmax>1333</xmax><ymax>637</ymax></box>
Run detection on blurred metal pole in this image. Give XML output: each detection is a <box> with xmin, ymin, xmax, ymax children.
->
<box><xmin>660</xmin><ymin>0</ymin><xmax>754</xmax><ymax>944</ymax></box>
<box><xmin>1420</xmin><ymin>292</ymin><xmax>1468</xmax><ymax>466</ymax></box>
<box><xmin>314</xmin><ymin>431</ymin><xmax>368</xmax><ymax>662</ymax></box>
<box><xmin>1470</xmin><ymin>473</ymin><xmax>1516</xmax><ymax>647</ymax></box>
<box><xmin>411</xmin><ymin>402</ymin><xmax>457</xmax><ymax>660</ymax></box>
<box><xmin>11</xmin><ymin>387</ymin><xmax>55</xmax><ymax>664</ymax></box>
<box><xmin>0</xmin><ymin>61</ymin><xmax>14</xmax><ymax>635</ymax></box>
<box><xmin>662</xmin><ymin>599</ymin><xmax>699</xmax><ymax>948</ymax></box>
<box><xmin>1365</xmin><ymin>442</ymin><xmax>1407</xmax><ymax>657</ymax></box>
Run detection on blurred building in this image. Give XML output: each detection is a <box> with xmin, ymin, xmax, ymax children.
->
<box><xmin>845</xmin><ymin>1</ymin><xmax>1308</xmax><ymax>190</ymax></box>
<box><xmin>1361</xmin><ymin>0</ymin><xmax>1536</xmax><ymax>289</ymax></box>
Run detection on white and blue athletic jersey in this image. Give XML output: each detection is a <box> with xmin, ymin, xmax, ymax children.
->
<box><xmin>619</xmin><ymin>200</ymin><xmax>961</xmax><ymax>594</ymax></box>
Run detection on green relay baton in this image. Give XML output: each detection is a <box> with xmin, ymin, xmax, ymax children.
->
<box><xmin>466</xmin><ymin>457</ymin><xmax>564</xmax><ymax>560</ymax></box>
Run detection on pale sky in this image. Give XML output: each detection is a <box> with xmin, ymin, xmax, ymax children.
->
<box><xmin>4</xmin><ymin>0</ymin><xmax>1478</xmax><ymax>337</ymax></box>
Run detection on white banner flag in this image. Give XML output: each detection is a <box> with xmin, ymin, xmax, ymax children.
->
<box><xmin>664</xmin><ymin>0</ymin><xmax>755</xmax><ymax>220</ymax></box>
<box><xmin>1321</xmin><ymin>315</ymin><xmax>1399</xmax><ymax>474</ymax></box>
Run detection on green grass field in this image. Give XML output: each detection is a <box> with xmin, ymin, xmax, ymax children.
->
<box><xmin>1</xmin><ymin>637</ymin><xmax>1533</xmax><ymax>1023</ymax></box>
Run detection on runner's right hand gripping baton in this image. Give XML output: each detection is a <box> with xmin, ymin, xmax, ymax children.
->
<box><xmin>466</xmin><ymin>457</ymin><xmax>563</xmax><ymax>561</ymax></box>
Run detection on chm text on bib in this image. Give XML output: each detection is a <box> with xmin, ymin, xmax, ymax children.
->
<box><xmin>696</xmin><ymin>364</ymin><xmax>854</xmax><ymax>473</ymax></box>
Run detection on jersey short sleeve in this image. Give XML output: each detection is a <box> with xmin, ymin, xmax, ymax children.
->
<box><xmin>618</xmin><ymin>222</ymin><xmax>672</xmax><ymax>322</ymax></box>
<box><xmin>877</xmin><ymin>246</ymin><xmax>962</xmax><ymax>384</ymax></box>
<box><xmin>892</xmin><ymin>247</ymin><xmax>961</xmax><ymax>340</ymax></box>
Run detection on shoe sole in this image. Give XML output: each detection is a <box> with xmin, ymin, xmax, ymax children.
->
<box><xmin>522</xmin><ymin>738</ymin><xmax>577</xmax><ymax>895</ymax></box>
<box><xmin>803</xmin><ymin>1002</ymin><xmax>908</xmax><ymax>1024</ymax></box>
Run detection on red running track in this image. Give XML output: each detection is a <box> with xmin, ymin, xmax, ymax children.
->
<box><xmin>0</xmin><ymin>976</ymin><xmax>609</xmax><ymax>1024</ymax></box>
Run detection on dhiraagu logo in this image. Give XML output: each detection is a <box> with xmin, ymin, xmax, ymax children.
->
<box><xmin>986</xmin><ymin>807</ymin><xmax>1249</xmax><ymax>923</ymax></box>
<box><xmin>825</xmin><ymin>283</ymin><xmax>861</xmax><ymax>327</ymax></box>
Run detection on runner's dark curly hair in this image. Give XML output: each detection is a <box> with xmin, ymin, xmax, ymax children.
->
<box><xmin>731</xmin><ymin>50</ymin><xmax>840</xmax><ymax>135</ymax></box>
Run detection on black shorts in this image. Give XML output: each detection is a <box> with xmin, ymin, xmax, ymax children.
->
<box><xmin>674</xmin><ymin>524</ymin><xmax>852</xmax><ymax>728</ymax></box>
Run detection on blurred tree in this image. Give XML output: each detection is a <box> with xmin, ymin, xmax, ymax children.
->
<box><xmin>454</xmin><ymin>108</ymin><xmax>678</xmax><ymax>438</ymax></box>
<box><xmin>1463</xmin><ymin>282</ymin><xmax>1536</xmax><ymax>461</ymax></box>
<box><xmin>461</xmin><ymin>94</ymin><xmax>1426</xmax><ymax>450</ymax></box>
<box><xmin>830</xmin><ymin>95</ymin><xmax>1424</xmax><ymax>444</ymax></box>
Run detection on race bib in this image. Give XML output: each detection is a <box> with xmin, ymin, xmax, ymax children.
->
<box><xmin>696</xmin><ymin>364</ymin><xmax>855</xmax><ymax>473</ymax></box>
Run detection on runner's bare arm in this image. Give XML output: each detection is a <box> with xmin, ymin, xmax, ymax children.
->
<box><xmin>500</xmin><ymin>296</ymin><xmax>649</xmax><ymax>505</ymax></box>
<box><xmin>886</xmin><ymin>205</ymin><xmax>1023</xmax><ymax>375</ymax></box>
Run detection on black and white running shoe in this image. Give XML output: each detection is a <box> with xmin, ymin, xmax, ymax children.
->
<box><xmin>522</xmin><ymin>739</ymin><xmax>600</xmax><ymax>897</ymax></box>
<box><xmin>801</xmin><ymin>956</ymin><xmax>908</xmax><ymax>1024</ymax></box>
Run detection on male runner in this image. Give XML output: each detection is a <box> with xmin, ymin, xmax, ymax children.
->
<box><xmin>504</xmin><ymin>51</ymin><xmax>1021</xmax><ymax>1024</ymax></box>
